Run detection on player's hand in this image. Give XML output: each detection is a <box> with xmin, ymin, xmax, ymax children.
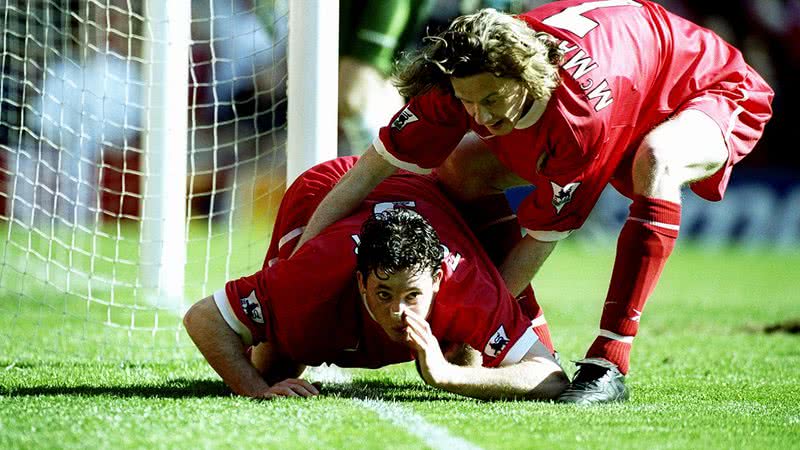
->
<box><xmin>253</xmin><ymin>378</ymin><xmax>320</xmax><ymax>399</ymax></box>
<box><xmin>402</xmin><ymin>307</ymin><xmax>450</xmax><ymax>386</ymax></box>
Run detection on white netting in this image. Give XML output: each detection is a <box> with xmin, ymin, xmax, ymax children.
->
<box><xmin>0</xmin><ymin>0</ymin><xmax>289</xmax><ymax>360</ymax></box>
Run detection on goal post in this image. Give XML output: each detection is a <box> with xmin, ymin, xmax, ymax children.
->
<box><xmin>140</xmin><ymin>0</ymin><xmax>190</xmax><ymax>312</ymax></box>
<box><xmin>286</xmin><ymin>0</ymin><xmax>338</xmax><ymax>184</ymax></box>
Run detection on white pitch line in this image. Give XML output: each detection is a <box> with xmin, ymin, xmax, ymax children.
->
<box><xmin>354</xmin><ymin>399</ymin><xmax>485</xmax><ymax>450</ymax></box>
<box><xmin>309</xmin><ymin>365</ymin><xmax>484</xmax><ymax>450</ymax></box>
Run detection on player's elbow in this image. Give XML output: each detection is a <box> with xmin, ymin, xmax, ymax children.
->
<box><xmin>183</xmin><ymin>296</ymin><xmax>214</xmax><ymax>339</ymax></box>
<box><xmin>518</xmin><ymin>358</ymin><xmax>570</xmax><ymax>400</ymax></box>
<box><xmin>531</xmin><ymin>369</ymin><xmax>570</xmax><ymax>400</ymax></box>
<box><xmin>182</xmin><ymin>303</ymin><xmax>200</xmax><ymax>339</ymax></box>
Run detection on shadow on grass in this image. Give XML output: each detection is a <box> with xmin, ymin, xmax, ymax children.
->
<box><xmin>0</xmin><ymin>378</ymin><xmax>465</xmax><ymax>402</ymax></box>
<box><xmin>0</xmin><ymin>378</ymin><xmax>231</xmax><ymax>399</ymax></box>
<box><xmin>319</xmin><ymin>379</ymin><xmax>459</xmax><ymax>403</ymax></box>
<box><xmin>762</xmin><ymin>319</ymin><xmax>800</xmax><ymax>334</ymax></box>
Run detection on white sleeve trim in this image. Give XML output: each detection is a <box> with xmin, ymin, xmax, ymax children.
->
<box><xmin>524</xmin><ymin>228</ymin><xmax>574</xmax><ymax>242</ymax></box>
<box><xmin>278</xmin><ymin>226</ymin><xmax>305</xmax><ymax>251</ymax></box>
<box><xmin>372</xmin><ymin>136</ymin><xmax>432</xmax><ymax>174</ymax></box>
<box><xmin>498</xmin><ymin>327</ymin><xmax>539</xmax><ymax>367</ymax></box>
<box><xmin>213</xmin><ymin>289</ymin><xmax>254</xmax><ymax>346</ymax></box>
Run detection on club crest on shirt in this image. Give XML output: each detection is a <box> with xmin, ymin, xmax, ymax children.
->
<box><xmin>391</xmin><ymin>106</ymin><xmax>418</xmax><ymax>131</ymax></box>
<box><xmin>239</xmin><ymin>290</ymin><xmax>264</xmax><ymax>324</ymax></box>
<box><xmin>550</xmin><ymin>181</ymin><xmax>581</xmax><ymax>214</ymax></box>
<box><xmin>485</xmin><ymin>325</ymin><xmax>510</xmax><ymax>357</ymax></box>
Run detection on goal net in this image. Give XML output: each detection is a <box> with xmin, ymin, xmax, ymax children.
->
<box><xmin>0</xmin><ymin>0</ymin><xmax>290</xmax><ymax>360</ymax></box>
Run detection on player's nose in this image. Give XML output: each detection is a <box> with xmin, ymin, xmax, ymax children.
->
<box><xmin>474</xmin><ymin>105</ymin><xmax>494</xmax><ymax>126</ymax></box>
<box><xmin>390</xmin><ymin>302</ymin><xmax>408</xmax><ymax>322</ymax></box>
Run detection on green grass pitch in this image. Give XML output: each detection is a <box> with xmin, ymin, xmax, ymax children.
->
<box><xmin>1</xmin><ymin>241</ymin><xmax>798</xmax><ymax>449</ymax></box>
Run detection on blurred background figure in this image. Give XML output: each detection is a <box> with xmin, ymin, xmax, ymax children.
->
<box><xmin>14</xmin><ymin>0</ymin><xmax>143</xmax><ymax>229</ymax></box>
<box><xmin>337</xmin><ymin>0</ymin><xmax>435</xmax><ymax>156</ymax></box>
<box><xmin>189</xmin><ymin>0</ymin><xmax>288</xmax><ymax>222</ymax></box>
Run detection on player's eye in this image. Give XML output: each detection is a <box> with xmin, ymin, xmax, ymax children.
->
<box><xmin>405</xmin><ymin>292</ymin><xmax>421</xmax><ymax>304</ymax></box>
<box><xmin>376</xmin><ymin>291</ymin><xmax>392</xmax><ymax>302</ymax></box>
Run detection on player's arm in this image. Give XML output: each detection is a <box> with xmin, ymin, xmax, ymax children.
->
<box><xmin>183</xmin><ymin>296</ymin><xmax>318</xmax><ymax>399</ymax></box>
<box><xmin>292</xmin><ymin>146</ymin><xmax>396</xmax><ymax>254</ymax></box>
<box><xmin>442</xmin><ymin>342</ymin><xmax>481</xmax><ymax>367</ymax></box>
<box><xmin>404</xmin><ymin>308</ymin><xmax>568</xmax><ymax>400</ymax></box>
<box><xmin>499</xmin><ymin>235</ymin><xmax>558</xmax><ymax>297</ymax></box>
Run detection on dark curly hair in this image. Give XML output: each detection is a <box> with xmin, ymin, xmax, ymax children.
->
<box><xmin>356</xmin><ymin>208</ymin><xmax>444</xmax><ymax>280</ymax></box>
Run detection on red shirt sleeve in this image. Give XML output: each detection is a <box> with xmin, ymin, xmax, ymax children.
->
<box><xmin>375</xmin><ymin>88</ymin><xmax>471</xmax><ymax>173</ymax></box>
<box><xmin>514</xmin><ymin>135</ymin><xmax>616</xmax><ymax>241</ymax></box>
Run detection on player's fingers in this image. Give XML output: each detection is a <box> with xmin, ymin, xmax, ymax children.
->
<box><xmin>287</xmin><ymin>379</ymin><xmax>320</xmax><ymax>396</ymax></box>
<box><xmin>403</xmin><ymin>309</ymin><xmax>431</xmax><ymax>333</ymax></box>
<box><xmin>402</xmin><ymin>312</ymin><xmax>423</xmax><ymax>334</ymax></box>
<box><xmin>282</xmin><ymin>378</ymin><xmax>320</xmax><ymax>395</ymax></box>
<box><xmin>293</xmin><ymin>384</ymin><xmax>319</xmax><ymax>397</ymax></box>
<box><xmin>300</xmin><ymin>379</ymin><xmax>321</xmax><ymax>395</ymax></box>
<box><xmin>406</xmin><ymin>326</ymin><xmax>427</xmax><ymax>351</ymax></box>
<box><xmin>271</xmin><ymin>386</ymin><xmax>300</xmax><ymax>397</ymax></box>
<box><xmin>253</xmin><ymin>391</ymin><xmax>277</xmax><ymax>400</ymax></box>
<box><xmin>406</xmin><ymin>317</ymin><xmax>435</xmax><ymax>348</ymax></box>
<box><xmin>403</xmin><ymin>310</ymin><xmax>427</xmax><ymax>334</ymax></box>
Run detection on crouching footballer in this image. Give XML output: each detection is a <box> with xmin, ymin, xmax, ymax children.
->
<box><xmin>183</xmin><ymin>157</ymin><xmax>567</xmax><ymax>400</ymax></box>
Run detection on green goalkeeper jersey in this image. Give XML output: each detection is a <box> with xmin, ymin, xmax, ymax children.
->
<box><xmin>339</xmin><ymin>0</ymin><xmax>434</xmax><ymax>76</ymax></box>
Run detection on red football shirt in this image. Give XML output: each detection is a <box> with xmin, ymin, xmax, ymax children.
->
<box><xmin>375</xmin><ymin>0</ymin><xmax>773</xmax><ymax>241</ymax></box>
<box><xmin>215</xmin><ymin>158</ymin><xmax>539</xmax><ymax>368</ymax></box>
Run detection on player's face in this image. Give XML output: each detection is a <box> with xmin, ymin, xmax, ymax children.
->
<box><xmin>358</xmin><ymin>267</ymin><xmax>442</xmax><ymax>343</ymax></box>
<box><xmin>451</xmin><ymin>72</ymin><xmax>532</xmax><ymax>136</ymax></box>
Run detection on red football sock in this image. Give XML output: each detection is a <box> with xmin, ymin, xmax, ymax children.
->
<box><xmin>517</xmin><ymin>285</ymin><xmax>554</xmax><ymax>354</ymax></box>
<box><xmin>586</xmin><ymin>195</ymin><xmax>681</xmax><ymax>374</ymax></box>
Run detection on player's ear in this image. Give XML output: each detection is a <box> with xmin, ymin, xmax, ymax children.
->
<box><xmin>431</xmin><ymin>268</ymin><xmax>443</xmax><ymax>293</ymax></box>
<box><xmin>356</xmin><ymin>271</ymin><xmax>366</xmax><ymax>294</ymax></box>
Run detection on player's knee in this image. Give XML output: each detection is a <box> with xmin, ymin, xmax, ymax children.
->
<box><xmin>634</xmin><ymin>111</ymin><xmax>728</xmax><ymax>195</ymax></box>
<box><xmin>436</xmin><ymin>134</ymin><xmax>511</xmax><ymax>201</ymax></box>
<box><xmin>632</xmin><ymin>135</ymin><xmax>676</xmax><ymax>194</ymax></box>
<box><xmin>183</xmin><ymin>302</ymin><xmax>200</xmax><ymax>334</ymax></box>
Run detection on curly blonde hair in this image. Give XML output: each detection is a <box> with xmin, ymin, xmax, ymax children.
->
<box><xmin>393</xmin><ymin>8</ymin><xmax>563</xmax><ymax>100</ymax></box>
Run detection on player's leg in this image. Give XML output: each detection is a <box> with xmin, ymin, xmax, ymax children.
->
<box><xmin>561</xmin><ymin>110</ymin><xmax>726</xmax><ymax>405</ymax></box>
<box><xmin>594</xmin><ymin>110</ymin><xmax>727</xmax><ymax>362</ymax></box>
<box><xmin>435</xmin><ymin>133</ymin><xmax>527</xmax><ymax>201</ymax></box>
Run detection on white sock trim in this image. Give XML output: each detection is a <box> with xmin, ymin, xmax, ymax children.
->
<box><xmin>599</xmin><ymin>329</ymin><xmax>634</xmax><ymax>344</ymax></box>
<box><xmin>628</xmin><ymin>216</ymin><xmax>680</xmax><ymax>231</ymax></box>
<box><xmin>530</xmin><ymin>315</ymin><xmax>547</xmax><ymax>328</ymax></box>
